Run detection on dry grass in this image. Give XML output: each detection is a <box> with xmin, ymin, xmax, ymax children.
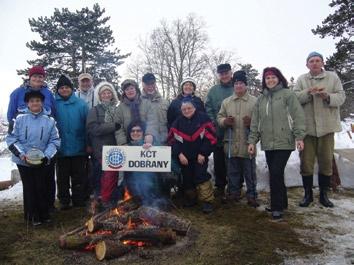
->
<box><xmin>0</xmin><ymin>189</ymin><xmax>322</xmax><ymax>265</ymax></box>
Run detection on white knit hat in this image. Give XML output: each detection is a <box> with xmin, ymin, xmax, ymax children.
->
<box><xmin>180</xmin><ymin>77</ymin><xmax>197</xmax><ymax>90</ymax></box>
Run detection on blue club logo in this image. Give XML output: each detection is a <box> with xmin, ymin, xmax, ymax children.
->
<box><xmin>105</xmin><ymin>147</ymin><xmax>126</xmax><ymax>169</ymax></box>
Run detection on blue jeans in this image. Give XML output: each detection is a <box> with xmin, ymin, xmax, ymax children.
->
<box><xmin>227</xmin><ymin>157</ymin><xmax>257</xmax><ymax>198</ymax></box>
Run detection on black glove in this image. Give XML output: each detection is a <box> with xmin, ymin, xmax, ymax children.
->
<box><xmin>115</xmin><ymin>123</ymin><xmax>121</xmax><ymax>130</ymax></box>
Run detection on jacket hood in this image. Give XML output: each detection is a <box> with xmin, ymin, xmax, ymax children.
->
<box><xmin>94</xmin><ymin>81</ymin><xmax>119</xmax><ymax>105</ymax></box>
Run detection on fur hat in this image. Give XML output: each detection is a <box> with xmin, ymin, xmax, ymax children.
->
<box><xmin>232</xmin><ymin>70</ymin><xmax>248</xmax><ymax>85</ymax></box>
<box><xmin>121</xmin><ymin>79</ymin><xmax>140</xmax><ymax>97</ymax></box>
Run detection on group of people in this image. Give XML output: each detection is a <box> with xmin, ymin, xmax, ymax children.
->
<box><xmin>6</xmin><ymin>51</ymin><xmax>345</xmax><ymax>225</ymax></box>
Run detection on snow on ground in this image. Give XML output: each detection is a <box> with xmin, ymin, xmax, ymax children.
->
<box><xmin>284</xmin><ymin>192</ymin><xmax>354</xmax><ymax>265</ymax></box>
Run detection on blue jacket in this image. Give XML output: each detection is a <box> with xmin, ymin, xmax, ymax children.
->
<box><xmin>7</xmin><ymin>83</ymin><xmax>56</xmax><ymax>123</ymax></box>
<box><xmin>6</xmin><ymin>109</ymin><xmax>60</xmax><ymax>166</ymax></box>
<box><xmin>55</xmin><ymin>93</ymin><xmax>88</xmax><ymax>157</ymax></box>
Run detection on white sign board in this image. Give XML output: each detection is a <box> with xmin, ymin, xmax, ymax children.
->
<box><xmin>102</xmin><ymin>145</ymin><xmax>171</xmax><ymax>172</ymax></box>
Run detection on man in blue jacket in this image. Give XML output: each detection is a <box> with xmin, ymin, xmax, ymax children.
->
<box><xmin>55</xmin><ymin>74</ymin><xmax>89</xmax><ymax>210</ymax></box>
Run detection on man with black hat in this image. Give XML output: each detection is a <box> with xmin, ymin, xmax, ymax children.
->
<box><xmin>217</xmin><ymin>71</ymin><xmax>258</xmax><ymax>207</ymax></box>
<box><xmin>55</xmin><ymin>74</ymin><xmax>89</xmax><ymax>210</ymax></box>
<box><xmin>293</xmin><ymin>51</ymin><xmax>346</xmax><ymax>208</ymax></box>
<box><xmin>141</xmin><ymin>73</ymin><xmax>169</xmax><ymax>144</ymax></box>
<box><xmin>205</xmin><ymin>63</ymin><xmax>234</xmax><ymax>197</ymax></box>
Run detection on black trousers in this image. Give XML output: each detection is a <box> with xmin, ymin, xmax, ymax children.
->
<box><xmin>265</xmin><ymin>150</ymin><xmax>292</xmax><ymax>212</ymax></box>
<box><xmin>45</xmin><ymin>160</ymin><xmax>56</xmax><ymax>208</ymax></box>
<box><xmin>181</xmin><ymin>158</ymin><xmax>209</xmax><ymax>190</ymax></box>
<box><xmin>213</xmin><ymin>146</ymin><xmax>227</xmax><ymax>189</ymax></box>
<box><xmin>56</xmin><ymin>156</ymin><xmax>88</xmax><ymax>206</ymax></box>
<box><xmin>17</xmin><ymin>164</ymin><xmax>49</xmax><ymax>222</ymax></box>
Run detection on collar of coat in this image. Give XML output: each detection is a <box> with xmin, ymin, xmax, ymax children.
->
<box><xmin>231</xmin><ymin>91</ymin><xmax>250</xmax><ymax>101</ymax></box>
<box><xmin>307</xmin><ymin>70</ymin><xmax>327</xmax><ymax>80</ymax></box>
<box><xmin>142</xmin><ymin>90</ymin><xmax>162</xmax><ymax>101</ymax></box>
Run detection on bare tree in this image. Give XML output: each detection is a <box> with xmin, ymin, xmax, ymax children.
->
<box><xmin>137</xmin><ymin>14</ymin><xmax>208</xmax><ymax>100</ymax></box>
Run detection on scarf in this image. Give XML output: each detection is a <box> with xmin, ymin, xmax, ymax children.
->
<box><xmin>123</xmin><ymin>96</ymin><xmax>141</xmax><ymax>123</ymax></box>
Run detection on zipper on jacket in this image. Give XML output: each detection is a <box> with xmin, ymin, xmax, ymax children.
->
<box><xmin>40</xmin><ymin>127</ymin><xmax>44</xmax><ymax>140</ymax></box>
<box><xmin>25</xmin><ymin>126</ymin><xmax>28</xmax><ymax>140</ymax></box>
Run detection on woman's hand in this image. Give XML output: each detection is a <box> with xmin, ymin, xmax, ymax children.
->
<box><xmin>144</xmin><ymin>134</ymin><xmax>153</xmax><ymax>145</ymax></box>
<box><xmin>248</xmin><ymin>144</ymin><xmax>255</xmax><ymax>156</ymax></box>
<box><xmin>296</xmin><ymin>140</ymin><xmax>304</xmax><ymax>151</ymax></box>
<box><xmin>178</xmin><ymin>153</ymin><xmax>188</xmax><ymax>166</ymax></box>
<box><xmin>197</xmin><ymin>154</ymin><xmax>205</xmax><ymax>165</ymax></box>
<box><xmin>143</xmin><ymin>143</ymin><xmax>152</xmax><ymax>149</ymax></box>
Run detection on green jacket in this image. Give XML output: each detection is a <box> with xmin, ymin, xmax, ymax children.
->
<box><xmin>217</xmin><ymin>91</ymin><xmax>257</xmax><ymax>158</ymax></box>
<box><xmin>141</xmin><ymin>90</ymin><xmax>169</xmax><ymax>144</ymax></box>
<box><xmin>205</xmin><ymin>82</ymin><xmax>233</xmax><ymax>145</ymax></box>
<box><xmin>248</xmin><ymin>85</ymin><xmax>306</xmax><ymax>151</ymax></box>
<box><xmin>105</xmin><ymin>97</ymin><xmax>158</xmax><ymax>145</ymax></box>
<box><xmin>292</xmin><ymin>70</ymin><xmax>345</xmax><ymax>137</ymax></box>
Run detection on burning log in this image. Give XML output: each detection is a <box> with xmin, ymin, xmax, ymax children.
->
<box><xmin>95</xmin><ymin>240</ymin><xmax>132</xmax><ymax>261</ymax></box>
<box><xmin>120</xmin><ymin>227</ymin><xmax>176</xmax><ymax>245</ymax></box>
<box><xmin>87</xmin><ymin>219</ymin><xmax>125</xmax><ymax>233</ymax></box>
<box><xmin>116</xmin><ymin>196</ymin><xmax>142</xmax><ymax>213</ymax></box>
<box><xmin>135</xmin><ymin>207</ymin><xmax>191</xmax><ymax>235</ymax></box>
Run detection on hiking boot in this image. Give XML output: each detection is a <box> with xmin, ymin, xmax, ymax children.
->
<box><xmin>227</xmin><ymin>192</ymin><xmax>241</xmax><ymax>202</ymax></box>
<box><xmin>271</xmin><ymin>211</ymin><xmax>283</xmax><ymax>222</ymax></box>
<box><xmin>202</xmin><ymin>202</ymin><xmax>213</xmax><ymax>214</ymax></box>
<box><xmin>247</xmin><ymin>197</ymin><xmax>260</xmax><ymax>208</ymax></box>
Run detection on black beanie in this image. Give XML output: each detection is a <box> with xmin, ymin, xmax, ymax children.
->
<box><xmin>232</xmin><ymin>70</ymin><xmax>248</xmax><ymax>85</ymax></box>
<box><xmin>56</xmin><ymin>74</ymin><xmax>73</xmax><ymax>90</ymax></box>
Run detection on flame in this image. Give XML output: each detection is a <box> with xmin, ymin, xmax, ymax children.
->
<box><xmin>123</xmin><ymin>187</ymin><xmax>132</xmax><ymax>201</ymax></box>
<box><xmin>84</xmin><ymin>243</ymin><xmax>96</xmax><ymax>251</ymax></box>
<box><xmin>122</xmin><ymin>240</ymin><xmax>147</xmax><ymax>247</ymax></box>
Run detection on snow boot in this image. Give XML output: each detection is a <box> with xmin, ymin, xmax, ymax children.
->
<box><xmin>319</xmin><ymin>174</ymin><xmax>334</xmax><ymax>208</ymax></box>
<box><xmin>299</xmin><ymin>175</ymin><xmax>313</xmax><ymax>207</ymax></box>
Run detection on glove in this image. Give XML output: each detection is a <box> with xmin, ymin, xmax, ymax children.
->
<box><xmin>115</xmin><ymin>123</ymin><xmax>121</xmax><ymax>130</ymax></box>
<box><xmin>223</xmin><ymin>116</ymin><xmax>234</xmax><ymax>127</ymax></box>
<box><xmin>243</xmin><ymin>116</ymin><xmax>251</xmax><ymax>128</ymax></box>
<box><xmin>41</xmin><ymin>157</ymin><xmax>50</xmax><ymax>166</ymax></box>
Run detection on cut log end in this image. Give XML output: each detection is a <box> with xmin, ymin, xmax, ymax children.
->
<box><xmin>95</xmin><ymin>240</ymin><xmax>131</xmax><ymax>261</ymax></box>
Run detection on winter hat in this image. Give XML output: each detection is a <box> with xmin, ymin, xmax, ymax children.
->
<box><xmin>78</xmin><ymin>73</ymin><xmax>93</xmax><ymax>82</ymax></box>
<box><xmin>95</xmin><ymin>81</ymin><xmax>118</xmax><ymax>104</ymax></box>
<box><xmin>232</xmin><ymin>70</ymin><xmax>248</xmax><ymax>85</ymax></box>
<box><xmin>24</xmin><ymin>90</ymin><xmax>45</xmax><ymax>102</ymax></box>
<box><xmin>180</xmin><ymin>77</ymin><xmax>197</xmax><ymax>91</ymax></box>
<box><xmin>56</xmin><ymin>74</ymin><xmax>73</xmax><ymax>90</ymax></box>
<box><xmin>28</xmin><ymin>66</ymin><xmax>46</xmax><ymax>77</ymax></box>
<box><xmin>306</xmin><ymin>51</ymin><xmax>323</xmax><ymax>62</ymax></box>
<box><xmin>121</xmin><ymin>79</ymin><xmax>140</xmax><ymax>97</ymax></box>
<box><xmin>142</xmin><ymin>73</ymin><xmax>156</xmax><ymax>85</ymax></box>
<box><xmin>217</xmin><ymin>63</ymin><xmax>231</xmax><ymax>73</ymax></box>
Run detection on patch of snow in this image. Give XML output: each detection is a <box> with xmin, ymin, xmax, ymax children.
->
<box><xmin>0</xmin><ymin>156</ymin><xmax>16</xmax><ymax>181</ymax></box>
<box><xmin>0</xmin><ymin>181</ymin><xmax>23</xmax><ymax>202</ymax></box>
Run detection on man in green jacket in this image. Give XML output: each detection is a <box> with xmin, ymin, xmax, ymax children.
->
<box><xmin>205</xmin><ymin>64</ymin><xmax>234</xmax><ymax>196</ymax></box>
<box><xmin>217</xmin><ymin>71</ymin><xmax>258</xmax><ymax>207</ymax></box>
<box><xmin>293</xmin><ymin>51</ymin><xmax>346</xmax><ymax>208</ymax></box>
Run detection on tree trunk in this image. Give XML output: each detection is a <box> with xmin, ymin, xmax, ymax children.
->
<box><xmin>95</xmin><ymin>240</ymin><xmax>132</xmax><ymax>261</ymax></box>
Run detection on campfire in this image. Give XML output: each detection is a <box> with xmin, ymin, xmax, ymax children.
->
<box><xmin>59</xmin><ymin>190</ymin><xmax>192</xmax><ymax>261</ymax></box>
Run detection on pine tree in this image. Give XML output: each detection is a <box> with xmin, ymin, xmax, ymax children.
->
<box><xmin>17</xmin><ymin>4</ymin><xmax>130</xmax><ymax>88</ymax></box>
<box><xmin>312</xmin><ymin>0</ymin><xmax>352</xmax><ymax>85</ymax></box>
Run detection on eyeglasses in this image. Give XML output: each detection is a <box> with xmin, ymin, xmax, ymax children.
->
<box><xmin>131</xmin><ymin>129</ymin><xmax>142</xmax><ymax>133</ymax></box>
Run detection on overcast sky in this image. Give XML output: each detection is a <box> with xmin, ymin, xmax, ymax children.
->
<box><xmin>0</xmin><ymin>0</ymin><xmax>336</xmax><ymax>115</ymax></box>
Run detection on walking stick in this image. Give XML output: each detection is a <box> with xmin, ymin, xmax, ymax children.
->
<box><xmin>226</xmin><ymin>127</ymin><xmax>233</xmax><ymax>197</ymax></box>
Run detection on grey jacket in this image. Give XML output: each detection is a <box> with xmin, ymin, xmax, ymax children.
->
<box><xmin>141</xmin><ymin>90</ymin><xmax>169</xmax><ymax>144</ymax></box>
<box><xmin>293</xmin><ymin>70</ymin><xmax>345</xmax><ymax>137</ymax></box>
